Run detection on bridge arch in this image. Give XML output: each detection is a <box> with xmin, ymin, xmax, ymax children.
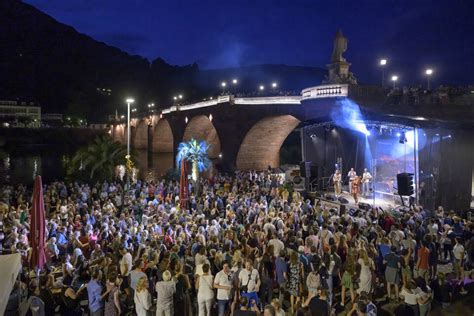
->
<box><xmin>134</xmin><ymin>120</ymin><xmax>149</xmax><ymax>149</ymax></box>
<box><xmin>112</xmin><ymin>124</ymin><xmax>125</xmax><ymax>143</ymax></box>
<box><xmin>152</xmin><ymin>119</ymin><xmax>174</xmax><ymax>153</ymax></box>
<box><xmin>123</xmin><ymin>125</ymin><xmax>136</xmax><ymax>146</ymax></box>
<box><xmin>182</xmin><ymin>115</ymin><xmax>221</xmax><ymax>158</ymax></box>
<box><xmin>236</xmin><ymin>115</ymin><xmax>301</xmax><ymax>170</ymax></box>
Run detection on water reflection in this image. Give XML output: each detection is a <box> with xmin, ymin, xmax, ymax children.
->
<box><xmin>0</xmin><ymin>146</ymin><xmax>175</xmax><ymax>186</ymax></box>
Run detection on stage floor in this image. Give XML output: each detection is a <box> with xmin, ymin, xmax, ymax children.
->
<box><xmin>309</xmin><ymin>189</ymin><xmax>404</xmax><ymax>211</ymax></box>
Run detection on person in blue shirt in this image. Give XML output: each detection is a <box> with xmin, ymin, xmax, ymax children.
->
<box><xmin>275</xmin><ymin>250</ymin><xmax>288</xmax><ymax>304</ymax></box>
<box><xmin>87</xmin><ymin>269</ymin><xmax>104</xmax><ymax>316</ymax></box>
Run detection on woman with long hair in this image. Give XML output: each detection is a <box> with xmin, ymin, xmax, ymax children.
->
<box><xmin>196</xmin><ymin>263</ymin><xmax>215</xmax><ymax>316</ymax></box>
<box><xmin>174</xmin><ymin>261</ymin><xmax>192</xmax><ymax>316</ymax></box>
<box><xmin>104</xmin><ymin>273</ymin><xmax>122</xmax><ymax>316</ymax></box>
<box><xmin>340</xmin><ymin>250</ymin><xmax>356</xmax><ymax>307</ymax></box>
<box><xmin>357</xmin><ymin>248</ymin><xmax>374</xmax><ymax>295</ymax></box>
<box><xmin>287</xmin><ymin>250</ymin><xmax>303</xmax><ymax>314</ymax></box>
<box><xmin>134</xmin><ymin>276</ymin><xmax>152</xmax><ymax>316</ymax></box>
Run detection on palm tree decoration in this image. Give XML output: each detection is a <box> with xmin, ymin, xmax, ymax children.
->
<box><xmin>176</xmin><ymin>138</ymin><xmax>211</xmax><ymax>182</ymax></box>
<box><xmin>68</xmin><ymin>136</ymin><xmax>127</xmax><ymax>181</ymax></box>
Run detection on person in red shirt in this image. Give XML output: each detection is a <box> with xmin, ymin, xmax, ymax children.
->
<box><xmin>416</xmin><ymin>239</ymin><xmax>430</xmax><ymax>283</ymax></box>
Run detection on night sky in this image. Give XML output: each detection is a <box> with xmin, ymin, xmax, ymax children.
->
<box><xmin>26</xmin><ymin>0</ymin><xmax>474</xmax><ymax>86</ymax></box>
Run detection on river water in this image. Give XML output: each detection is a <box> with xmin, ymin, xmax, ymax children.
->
<box><xmin>0</xmin><ymin>146</ymin><xmax>174</xmax><ymax>186</ymax></box>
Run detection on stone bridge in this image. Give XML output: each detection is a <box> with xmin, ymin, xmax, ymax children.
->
<box><xmin>110</xmin><ymin>83</ymin><xmax>474</xmax><ymax>171</ymax></box>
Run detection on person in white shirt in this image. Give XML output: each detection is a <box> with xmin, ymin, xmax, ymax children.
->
<box><xmin>362</xmin><ymin>168</ymin><xmax>372</xmax><ymax>197</ymax></box>
<box><xmin>196</xmin><ymin>263</ymin><xmax>214</xmax><ymax>316</ymax></box>
<box><xmin>214</xmin><ymin>261</ymin><xmax>233</xmax><ymax>316</ymax></box>
<box><xmin>333</xmin><ymin>170</ymin><xmax>342</xmax><ymax>197</ymax></box>
<box><xmin>134</xmin><ymin>276</ymin><xmax>152</xmax><ymax>316</ymax></box>
<box><xmin>238</xmin><ymin>259</ymin><xmax>261</xmax><ymax>306</ymax></box>
<box><xmin>119</xmin><ymin>246</ymin><xmax>133</xmax><ymax>299</ymax></box>
<box><xmin>268</xmin><ymin>233</ymin><xmax>285</xmax><ymax>257</ymax></box>
<box><xmin>453</xmin><ymin>237</ymin><xmax>465</xmax><ymax>279</ymax></box>
<box><xmin>347</xmin><ymin>168</ymin><xmax>357</xmax><ymax>194</ymax></box>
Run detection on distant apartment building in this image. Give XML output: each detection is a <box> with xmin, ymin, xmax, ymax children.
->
<box><xmin>0</xmin><ymin>100</ymin><xmax>41</xmax><ymax>127</ymax></box>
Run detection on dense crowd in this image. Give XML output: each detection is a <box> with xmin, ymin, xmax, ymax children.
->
<box><xmin>1</xmin><ymin>170</ymin><xmax>473</xmax><ymax>316</ymax></box>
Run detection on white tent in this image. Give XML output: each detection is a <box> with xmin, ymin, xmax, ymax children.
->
<box><xmin>0</xmin><ymin>254</ymin><xmax>22</xmax><ymax>315</ymax></box>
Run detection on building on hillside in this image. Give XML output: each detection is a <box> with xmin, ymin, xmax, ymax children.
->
<box><xmin>0</xmin><ymin>100</ymin><xmax>41</xmax><ymax>127</ymax></box>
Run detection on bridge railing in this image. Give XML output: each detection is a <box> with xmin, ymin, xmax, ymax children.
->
<box><xmin>301</xmin><ymin>84</ymin><xmax>349</xmax><ymax>100</ymax></box>
<box><xmin>233</xmin><ymin>96</ymin><xmax>301</xmax><ymax>105</ymax></box>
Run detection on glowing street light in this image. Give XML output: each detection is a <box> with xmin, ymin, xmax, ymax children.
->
<box><xmin>425</xmin><ymin>68</ymin><xmax>433</xmax><ymax>90</ymax></box>
<box><xmin>232</xmin><ymin>79</ymin><xmax>238</xmax><ymax>84</ymax></box>
<box><xmin>173</xmin><ymin>96</ymin><xmax>177</xmax><ymax>101</ymax></box>
<box><xmin>221</xmin><ymin>82</ymin><xmax>227</xmax><ymax>87</ymax></box>
<box><xmin>380</xmin><ymin>58</ymin><xmax>387</xmax><ymax>86</ymax></box>
<box><xmin>178</xmin><ymin>94</ymin><xmax>183</xmax><ymax>99</ymax></box>
<box><xmin>259</xmin><ymin>85</ymin><xmax>265</xmax><ymax>91</ymax></box>
<box><xmin>125</xmin><ymin>97</ymin><xmax>134</xmax><ymax>188</ymax></box>
<box><xmin>271</xmin><ymin>82</ymin><xmax>278</xmax><ymax>88</ymax></box>
<box><xmin>391</xmin><ymin>75</ymin><xmax>398</xmax><ymax>89</ymax></box>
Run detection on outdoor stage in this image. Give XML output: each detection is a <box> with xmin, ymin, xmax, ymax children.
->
<box><xmin>308</xmin><ymin>189</ymin><xmax>406</xmax><ymax>213</ymax></box>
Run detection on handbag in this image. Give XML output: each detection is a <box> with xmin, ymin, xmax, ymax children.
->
<box><xmin>240</xmin><ymin>273</ymin><xmax>252</xmax><ymax>293</ymax></box>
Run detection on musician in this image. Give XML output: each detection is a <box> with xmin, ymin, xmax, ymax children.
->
<box><xmin>351</xmin><ymin>175</ymin><xmax>361</xmax><ymax>203</ymax></box>
<box><xmin>362</xmin><ymin>168</ymin><xmax>372</xmax><ymax>197</ymax></box>
<box><xmin>347</xmin><ymin>168</ymin><xmax>357</xmax><ymax>194</ymax></box>
<box><xmin>333</xmin><ymin>169</ymin><xmax>342</xmax><ymax>197</ymax></box>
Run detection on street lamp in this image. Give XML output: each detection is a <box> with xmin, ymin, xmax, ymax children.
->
<box><xmin>380</xmin><ymin>59</ymin><xmax>387</xmax><ymax>86</ymax></box>
<box><xmin>125</xmin><ymin>98</ymin><xmax>134</xmax><ymax>189</ymax></box>
<box><xmin>425</xmin><ymin>69</ymin><xmax>433</xmax><ymax>90</ymax></box>
<box><xmin>221</xmin><ymin>82</ymin><xmax>227</xmax><ymax>95</ymax></box>
<box><xmin>178</xmin><ymin>94</ymin><xmax>183</xmax><ymax>99</ymax></box>
<box><xmin>232</xmin><ymin>79</ymin><xmax>238</xmax><ymax>84</ymax></box>
<box><xmin>259</xmin><ymin>85</ymin><xmax>265</xmax><ymax>91</ymax></box>
<box><xmin>391</xmin><ymin>75</ymin><xmax>398</xmax><ymax>89</ymax></box>
<box><xmin>271</xmin><ymin>82</ymin><xmax>278</xmax><ymax>88</ymax></box>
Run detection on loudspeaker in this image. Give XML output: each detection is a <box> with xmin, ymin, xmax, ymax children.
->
<box><xmin>358</xmin><ymin>202</ymin><xmax>372</xmax><ymax>211</ymax></box>
<box><xmin>397</xmin><ymin>173</ymin><xmax>414</xmax><ymax>196</ymax></box>
<box><xmin>339</xmin><ymin>204</ymin><xmax>346</xmax><ymax>214</ymax></box>
<box><xmin>309</xmin><ymin>164</ymin><xmax>318</xmax><ymax>181</ymax></box>
<box><xmin>337</xmin><ymin>197</ymin><xmax>349</xmax><ymax>204</ymax></box>
<box><xmin>300</xmin><ymin>162</ymin><xmax>311</xmax><ymax>178</ymax></box>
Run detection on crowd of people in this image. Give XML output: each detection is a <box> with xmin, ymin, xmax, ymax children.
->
<box><xmin>0</xmin><ymin>170</ymin><xmax>473</xmax><ymax>316</ymax></box>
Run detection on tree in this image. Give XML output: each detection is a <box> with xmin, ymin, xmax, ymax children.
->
<box><xmin>67</xmin><ymin>136</ymin><xmax>127</xmax><ymax>182</ymax></box>
<box><xmin>176</xmin><ymin>138</ymin><xmax>211</xmax><ymax>182</ymax></box>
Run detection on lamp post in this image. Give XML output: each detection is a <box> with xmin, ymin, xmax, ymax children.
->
<box><xmin>391</xmin><ymin>75</ymin><xmax>398</xmax><ymax>89</ymax></box>
<box><xmin>380</xmin><ymin>59</ymin><xmax>387</xmax><ymax>86</ymax></box>
<box><xmin>125</xmin><ymin>98</ymin><xmax>134</xmax><ymax>190</ymax></box>
<box><xmin>425</xmin><ymin>69</ymin><xmax>433</xmax><ymax>90</ymax></box>
<box><xmin>221</xmin><ymin>82</ymin><xmax>227</xmax><ymax>95</ymax></box>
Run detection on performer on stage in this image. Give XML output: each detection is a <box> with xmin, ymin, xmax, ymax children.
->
<box><xmin>347</xmin><ymin>168</ymin><xmax>357</xmax><ymax>194</ymax></box>
<box><xmin>351</xmin><ymin>175</ymin><xmax>361</xmax><ymax>203</ymax></box>
<box><xmin>362</xmin><ymin>168</ymin><xmax>372</xmax><ymax>197</ymax></box>
<box><xmin>333</xmin><ymin>169</ymin><xmax>342</xmax><ymax>197</ymax></box>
